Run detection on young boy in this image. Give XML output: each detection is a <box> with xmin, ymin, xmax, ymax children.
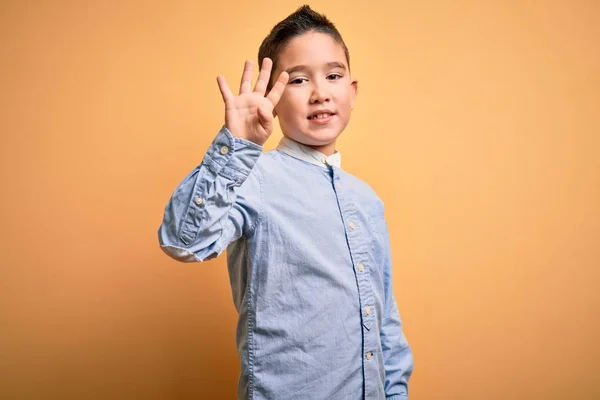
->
<box><xmin>158</xmin><ymin>5</ymin><xmax>413</xmax><ymax>399</ymax></box>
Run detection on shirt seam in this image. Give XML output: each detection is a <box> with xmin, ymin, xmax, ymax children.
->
<box><xmin>247</xmin><ymin>259</ymin><xmax>256</xmax><ymax>399</ymax></box>
<box><xmin>245</xmin><ymin>161</ymin><xmax>264</xmax><ymax>239</ymax></box>
<box><xmin>246</xmin><ymin>158</ymin><xmax>263</xmax><ymax>399</ymax></box>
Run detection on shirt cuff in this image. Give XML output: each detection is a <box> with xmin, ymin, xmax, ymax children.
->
<box><xmin>386</xmin><ymin>395</ymin><xmax>408</xmax><ymax>400</ymax></box>
<box><xmin>202</xmin><ymin>126</ymin><xmax>263</xmax><ymax>181</ymax></box>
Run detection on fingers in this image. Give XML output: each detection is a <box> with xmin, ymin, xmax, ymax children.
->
<box><xmin>266</xmin><ymin>71</ymin><xmax>289</xmax><ymax>106</ymax></box>
<box><xmin>216</xmin><ymin>76</ymin><xmax>233</xmax><ymax>103</ymax></box>
<box><xmin>221</xmin><ymin>59</ymin><xmax>286</xmax><ymax>105</ymax></box>
<box><xmin>253</xmin><ymin>58</ymin><xmax>272</xmax><ymax>95</ymax></box>
<box><xmin>239</xmin><ymin>60</ymin><xmax>254</xmax><ymax>95</ymax></box>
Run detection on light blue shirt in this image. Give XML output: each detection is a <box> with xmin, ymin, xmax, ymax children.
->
<box><xmin>158</xmin><ymin>126</ymin><xmax>413</xmax><ymax>399</ymax></box>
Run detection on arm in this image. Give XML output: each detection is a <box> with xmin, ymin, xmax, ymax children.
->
<box><xmin>157</xmin><ymin>127</ymin><xmax>263</xmax><ymax>262</ymax></box>
<box><xmin>381</xmin><ymin>221</ymin><xmax>414</xmax><ymax>399</ymax></box>
<box><xmin>157</xmin><ymin>57</ymin><xmax>288</xmax><ymax>262</ymax></box>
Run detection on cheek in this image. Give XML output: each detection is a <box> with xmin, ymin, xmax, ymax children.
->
<box><xmin>278</xmin><ymin>94</ymin><xmax>303</xmax><ymax>117</ymax></box>
<box><xmin>338</xmin><ymin>91</ymin><xmax>354</xmax><ymax>112</ymax></box>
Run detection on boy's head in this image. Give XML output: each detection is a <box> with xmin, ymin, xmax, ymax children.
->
<box><xmin>258</xmin><ymin>5</ymin><xmax>358</xmax><ymax>155</ymax></box>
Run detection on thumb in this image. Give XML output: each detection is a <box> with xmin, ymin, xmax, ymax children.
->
<box><xmin>257</xmin><ymin>104</ymin><xmax>272</xmax><ymax>128</ymax></box>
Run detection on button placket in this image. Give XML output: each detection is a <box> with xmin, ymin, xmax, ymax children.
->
<box><xmin>332</xmin><ymin>168</ymin><xmax>376</xmax><ymax>335</ymax></box>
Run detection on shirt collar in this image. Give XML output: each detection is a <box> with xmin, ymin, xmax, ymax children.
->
<box><xmin>276</xmin><ymin>136</ymin><xmax>341</xmax><ymax>168</ymax></box>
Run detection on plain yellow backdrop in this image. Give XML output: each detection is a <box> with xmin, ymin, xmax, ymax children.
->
<box><xmin>1</xmin><ymin>1</ymin><xmax>598</xmax><ymax>399</ymax></box>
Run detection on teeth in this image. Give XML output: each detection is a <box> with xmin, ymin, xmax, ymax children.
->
<box><xmin>311</xmin><ymin>113</ymin><xmax>331</xmax><ymax>120</ymax></box>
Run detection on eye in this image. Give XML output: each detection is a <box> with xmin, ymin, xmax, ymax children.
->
<box><xmin>289</xmin><ymin>77</ymin><xmax>308</xmax><ymax>85</ymax></box>
<box><xmin>327</xmin><ymin>74</ymin><xmax>343</xmax><ymax>80</ymax></box>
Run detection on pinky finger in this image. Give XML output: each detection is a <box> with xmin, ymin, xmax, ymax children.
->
<box><xmin>266</xmin><ymin>71</ymin><xmax>289</xmax><ymax>106</ymax></box>
<box><xmin>217</xmin><ymin>76</ymin><xmax>233</xmax><ymax>103</ymax></box>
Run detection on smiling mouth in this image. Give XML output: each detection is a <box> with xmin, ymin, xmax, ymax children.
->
<box><xmin>308</xmin><ymin>113</ymin><xmax>335</xmax><ymax>120</ymax></box>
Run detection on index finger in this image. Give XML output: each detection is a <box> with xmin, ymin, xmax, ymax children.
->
<box><xmin>216</xmin><ymin>76</ymin><xmax>233</xmax><ymax>103</ymax></box>
<box><xmin>266</xmin><ymin>71</ymin><xmax>289</xmax><ymax>106</ymax></box>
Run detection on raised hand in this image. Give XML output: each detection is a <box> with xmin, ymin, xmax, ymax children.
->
<box><xmin>216</xmin><ymin>58</ymin><xmax>289</xmax><ymax>146</ymax></box>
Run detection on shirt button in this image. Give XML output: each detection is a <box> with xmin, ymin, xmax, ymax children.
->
<box><xmin>194</xmin><ymin>197</ymin><xmax>204</xmax><ymax>206</ymax></box>
<box><xmin>365</xmin><ymin>306</ymin><xmax>371</xmax><ymax>315</ymax></box>
<box><xmin>366</xmin><ymin>352</ymin><xmax>373</xmax><ymax>360</ymax></box>
<box><xmin>220</xmin><ymin>145</ymin><xmax>229</xmax><ymax>155</ymax></box>
<box><xmin>336</xmin><ymin>182</ymin><xmax>342</xmax><ymax>190</ymax></box>
<box><xmin>358</xmin><ymin>264</ymin><xmax>365</xmax><ymax>272</ymax></box>
<box><xmin>348</xmin><ymin>221</ymin><xmax>356</xmax><ymax>230</ymax></box>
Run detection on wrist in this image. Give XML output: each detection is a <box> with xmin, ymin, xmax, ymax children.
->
<box><xmin>225</xmin><ymin>126</ymin><xmax>268</xmax><ymax>146</ymax></box>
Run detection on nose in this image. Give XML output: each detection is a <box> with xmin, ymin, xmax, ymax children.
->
<box><xmin>309</xmin><ymin>79</ymin><xmax>330</xmax><ymax>104</ymax></box>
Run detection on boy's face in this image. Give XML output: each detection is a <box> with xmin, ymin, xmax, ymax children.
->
<box><xmin>272</xmin><ymin>31</ymin><xmax>358</xmax><ymax>155</ymax></box>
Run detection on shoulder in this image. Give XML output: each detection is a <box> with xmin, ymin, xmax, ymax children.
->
<box><xmin>254</xmin><ymin>148</ymin><xmax>318</xmax><ymax>177</ymax></box>
<box><xmin>251</xmin><ymin>149</ymin><xmax>285</xmax><ymax>179</ymax></box>
<box><xmin>255</xmin><ymin>149</ymin><xmax>284</xmax><ymax>169</ymax></box>
<box><xmin>341</xmin><ymin>170</ymin><xmax>389</xmax><ymax>235</ymax></box>
<box><xmin>249</xmin><ymin>149</ymin><xmax>305</xmax><ymax>188</ymax></box>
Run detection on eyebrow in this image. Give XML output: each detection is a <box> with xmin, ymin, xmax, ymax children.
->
<box><xmin>285</xmin><ymin>61</ymin><xmax>347</xmax><ymax>74</ymax></box>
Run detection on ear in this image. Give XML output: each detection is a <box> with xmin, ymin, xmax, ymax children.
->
<box><xmin>350</xmin><ymin>79</ymin><xmax>358</xmax><ymax>110</ymax></box>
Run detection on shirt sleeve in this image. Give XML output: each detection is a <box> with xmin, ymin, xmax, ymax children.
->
<box><xmin>380</xmin><ymin>220</ymin><xmax>414</xmax><ymax>399</ymax></box>
<box><xmin>157</xmin><ymin>126</ymin><xmax>263</xmax><ymax>262</ymax></box>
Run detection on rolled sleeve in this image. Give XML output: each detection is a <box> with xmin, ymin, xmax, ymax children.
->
<box><xmin>158</xmin><ymin>126</ymin><xmax>263</xmax><ymax>262</ymax></box>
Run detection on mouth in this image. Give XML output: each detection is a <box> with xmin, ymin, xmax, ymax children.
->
<box><xmin>307</xmin><ymin>111</ymin><xmax>336</xmax><ymax>121</ymax></box>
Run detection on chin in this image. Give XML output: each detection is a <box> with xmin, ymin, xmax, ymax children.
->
<box><xmin>293</xmin><ymin>135</ymin><xmax>337</xmax><ymax>147</ymax></box>
<box><xmin>290</xmin><ymin>129</ymin><xmax>342</xmax><ymax>147</ymax></box>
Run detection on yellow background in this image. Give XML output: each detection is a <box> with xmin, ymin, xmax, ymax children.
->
<box><xmin>1</xmin><ymin>1</ymin><xmax>598</xmax><ymax>399</ymax></box>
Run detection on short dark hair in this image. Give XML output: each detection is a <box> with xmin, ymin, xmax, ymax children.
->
<box><xmin>258</xmin><ymin>5</ymin><xmax>350</xmax><ymax>89</ymax></box>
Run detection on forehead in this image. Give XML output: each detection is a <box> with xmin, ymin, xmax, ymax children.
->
<box><xmin>277</xmin><ymin>31</ymin><xmax>347</xmax><ymax>70</ymax></box>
